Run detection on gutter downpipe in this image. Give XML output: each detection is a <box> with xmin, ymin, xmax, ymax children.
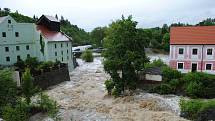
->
<box><xmin>201</xmin><ymin>45</ymin><xmax>204</xmax><ymax>72</ymax></box>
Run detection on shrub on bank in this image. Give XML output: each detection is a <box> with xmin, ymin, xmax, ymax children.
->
<box><xmin>105</xmin><ymin>79</ymin><xmax>114</xmax><ymax>95</ymax></box>
<box><xmin>81</xmin><ymin>50</ymin><xmax>94</xmax><ymax>62</ymax></box>
<box><xmin>180</xmin><ymin>99</ymin><xmax>215</xmax><ymax>120</ymax></box>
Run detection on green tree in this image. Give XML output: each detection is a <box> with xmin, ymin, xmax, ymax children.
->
<box><xmin>162</xmin><ymin>33</ymin><xmax>170</xmax><ymax>52</ymax></box>
<box><xmin>21</xmin><ymin>68</ymin><xmax>36</xmax><ymax>104</ymax></box>
<box><xmin>90</xmin><ymin>27</ymin><xmax>107</xmax><ymax>47</ymax></box>
<box><xmin>0</xmin><ymin>69</ymin><xmax>17</xmax><ymax>114</ymax></box>
<box><xmin>103</xmin><ymin>15</ymin><xmax>149</xmax><ymax>96</ymax></box>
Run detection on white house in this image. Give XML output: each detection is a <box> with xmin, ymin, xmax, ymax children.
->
<box><xmin>0</xmin><ymin>15</ymin><xmax>74</xmax><ymax>71</ymax></box>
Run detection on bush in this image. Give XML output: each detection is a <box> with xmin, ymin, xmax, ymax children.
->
<box><xmin>180</xmin><ymin>99</ymin><xmax>215</xmax><ymax>120</ymax></box>
<box><xmin>0</xmin><ymin>69</ymin><xmax>17</xmax><ymax>114</ymax></box>
<box><xmin>81</xmin><ymin>50</ymin><xmax>93</xmax><ymax>62</ymax></box>
<box><xmin>105</xmin><ymin>79</ymin><xmax>114</xmax><ymax>95</ymax></box>
<box><xmin>185</xmin><ymin>81</ymin><xmax>204</xmax><ymax>98</ymax></box>
<box><xmin>38</xmin><ymin>93</ymin><xmax>58</xmax><ymax>118</ymax></box>
<box><xmin>37</xmin><ymin>61</ymin><xmax>54</xmax><ymax>72</ymax></box>
<box><xmin>144</xmin><ymin>58</ymin><xmax>167</xmax><ymax>69</ymax></box>
<box><xmin>2</xmin><ymin>100</ymin><xmax>29</xmax><ymax>121</ymax></box>
<box><xmin>162</xmin><ymin>66</ymin><xmax>182</xmax><ymax>82</ymax></box>
<box><xmin>152</xmin><ymin>84</ymin><xmax>173</xmax><ymax>94</ymax></box>
<box><xmin>182</xmin><ymin>72</ymin><xmax>215</xmax><ymax>98</ymax></box>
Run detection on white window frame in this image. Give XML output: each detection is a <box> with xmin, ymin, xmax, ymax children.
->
<box><xmin>177</xmin><ymin>62</ymin><xmax>184</xmax><ymax>70</ymax></box>
<box><xmin>205</xmin><ymin>63</ymin><xmax>213</xmax><ymax>70</ymax></box>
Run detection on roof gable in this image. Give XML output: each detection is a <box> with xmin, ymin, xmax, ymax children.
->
<box><xmin>0</xmin><ymin>15</ymin><xmax>17</xmax><ymax>24</ymax></box>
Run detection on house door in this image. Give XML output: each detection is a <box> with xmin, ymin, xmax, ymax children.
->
<box><xmin>192</xmin><ymin>63</ymin><xmax>197</xmax><ymax>72</ymax></box>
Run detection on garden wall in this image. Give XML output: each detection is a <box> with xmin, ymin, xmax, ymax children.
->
<box><xmin>33</xmin><ymin>65</ymin><xmax>70</xmax><ymax>89</ymax></box>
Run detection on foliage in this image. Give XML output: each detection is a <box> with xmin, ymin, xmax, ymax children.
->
<box><xmin>103</xmin><ymin>15</ymin><xmax>149</xmax><ymax>96</ymax></box>
<box><xmin>151</xmin><ymin>84</ymin><xmax>173</xmax><ymax>94</ymax></box>
<box><xmin>60</xmin><ymin>19</ymin><xmax>90</xmax><ymax>46</ymax></box>
<box><xmin>0</xmin><ymin>8</ymin><xmax>34</xmax><ymax>23</ymax></box>
<box><xmin>0</xmin><ymin>69</ymin><xmax>17</xmax><ymax>114</ymax></box>
<box><xmin>162</xmin><ymin>66</ymin><xmax>182</xmax><ymax>82</ymax></box>
<box><xmin>2</xmin><ymin>100</ymin><xmax>29</xmax><ymax>121</ymax></box>
<box><xmin>182</xmin><ymin>72</ymin><xmax>215</xmax><ymax>98</ymax></box>
<box><xmin>185</xmin><ymin>81</ymin><xmax>204</xmax><ymax>98</ymax></box>
<box><xmin>21</xmin><ymin>68</ymin><xmax>37</xmax><ymax>104</ymax></box>
<box><xmin>162</xmin><ymin>33</ymin><xmax>170</xmax><ymax>52</ymax></box>
<box><xmin>105</xmin><ymin>79</ymin><xmax>114</xmax><ymax>95</ymax></box>
<box><xmin>37</xmin><ymin>93</ymin><xmax>58</xmax><ymax>118</ymax></box>
<box><xmin>40</xmin><ymin>35</ymin><xmax>45</xmax><ymax>55</ymax></box>
<box><xmin>81</xmin><ymin>50</ymin><xmax>94</xmax><ymax>62</ymax></box>
<box><xmin>37</xmin><ymin>61</ymin><xmax>54</xmax><ymax>72</ymax></box>
<box><xmin>180</xmin><ymin>99</ymin><xmax>215</xmax><ymax>120</ymax></box>
<box><xmin>144</xmin><ymin>58</ymin><xmax>167</xmax><ymax>69</ymax></box>
<box><xmin>90</xmin><ymin>27</ymin><xmax>107</xmax><ymax>47</ymax></box>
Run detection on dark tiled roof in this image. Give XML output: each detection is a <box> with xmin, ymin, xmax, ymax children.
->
<box><xmin>170</xmin><ymin>26</ymin><xmax>215</xmax><ymax>45</ymax></box>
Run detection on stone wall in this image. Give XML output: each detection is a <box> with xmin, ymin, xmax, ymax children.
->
<box><xmin>33</xmin><ymin>65</ymin><xmax>70</xmax><ymax>90</ymax></box>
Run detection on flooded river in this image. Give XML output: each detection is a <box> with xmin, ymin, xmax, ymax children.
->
<box><xmin>30</xmin><ymin>56</ymin><xmax>189</xmax><ymax>121</ymax></box>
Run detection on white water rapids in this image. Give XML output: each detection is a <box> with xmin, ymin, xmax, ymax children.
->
<box><xmin>30</xmin><ymin>56</ymin><xmax>189</xmax><ymax>121</ymax></box>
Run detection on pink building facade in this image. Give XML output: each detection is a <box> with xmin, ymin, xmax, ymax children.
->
<box><xmin>169</xmin><ymin>26</ymin><xmax>215</xmax><ymax>74</ymax></box>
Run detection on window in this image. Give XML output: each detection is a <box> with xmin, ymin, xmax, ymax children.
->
<box><xmin>61</xmin><ymin>43</ymin><xmax>63</xmax><ymax>47</ymax></box>
<box><xmin>55</xmin><ymin>52</ymin><xmax>57</xmax><ymax>56</ymax></box>
<box><xmin>6</xmin><ymin>57</ymin><xmax>10</xmax><ymax>62</ymax></box>
<box><xmin>67</xmin><ymin>43</ymin><xmax>68</xmax><ymax>47</ymax></box>
<box><xmin>17</xmin><ymin>56</ymin><xmax>21</xmax><ymax>61</ymax></box>
<box><xmin>8</xmin><ymin>20</ymin><xmax>11</xmax><ymax>24</ymax></box>
<box><xmin>67</xmin><ymin>56</ymin><xmax>69</xmax><ymax>60</ymax></box>
<box><xmin>192</xmin><ymin>49</ymin><xmax>198</xmax><ymax>55</ymax></box>
<box><xmin>61</xmin><ymin>51</ymin><xmax>63</xmax><ymax>55</ymax></box>
<box><xmin>16</xmin><ymin>46</ymin><xmax>20</xmax><ymax>51</ymax></box>
<box><xmin>5</xmin><ymin>47</ymin><xmax>9</xmax><ymax>52</ymax></box>
<box><xmin>27</xmin><ymin>54</ymin><xmax>30</xmax><ymax>58</ymax></box>
<box><xmin>179</xmin><ymin>48</ymin><xmax>184</xmax><ymax>54</ymax></box>
<box><xmin>177</xmin><ymin>63</ymin><xmax>184</xmax><ymax>69</ymax></box>
<box><xmin>62</xmin><ymin>57</ymin><xmax>63</xmax><ymax>61</ymax></box>
<box><xmin>55</xmin><ymin>44</ymin><xmax>57</xmax><ymax>48</ymax></box>
<box><xmin>67</xmin><ymin>49</ymin><xmax>68</xmax><ymax>54</ymax></box>
<box><xmin>2</xmin><ymin>32</ymin><xmax>6</xmax><ymax>37</ymax></box>
<box><xmin>15</xmin><ymin>32</ymin><xmax>19</xmax><ymax>37</ymax></box>
<box><xmin>206</xmin><ymin>64</ymin><xmax>212</xmax><ymax>70</ymax></box>
<box><xmin>207</xmin><ymin>49</ymin><xmax>213</xmax><ymax>55</ymax></box>
<box><xmin>26</xmin><ymin>45</ymin><xmax>29</xmax><ymax>50</ymax></box>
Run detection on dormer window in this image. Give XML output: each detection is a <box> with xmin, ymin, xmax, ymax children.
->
<box><xmin>8</xmin><ymin>20</ymin><xmax>11</xmax><ymax>24</ymax></box>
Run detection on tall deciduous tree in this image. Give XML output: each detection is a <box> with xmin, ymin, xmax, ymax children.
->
<box><xmin>90</xmin><ymin>27</ymin><xmax>107</xmax><ymax>47</ymax></box>
<box><xmin>162</xmin><ymin>33</ymin><xmax>170</xmax><ymax>52</ymax></box>
<box><xmin>103</xmin><ymin>15</ymin><xmax>149</xmax><ymax>96</ymax></box>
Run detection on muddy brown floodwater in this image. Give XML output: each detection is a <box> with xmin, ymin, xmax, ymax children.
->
<box><xmin>30</xmin><ymin>56</ymin><xmax>189</xmax><ymax>121</ymax></box>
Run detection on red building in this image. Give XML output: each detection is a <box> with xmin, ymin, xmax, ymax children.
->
<box><xmin>169</xmin><ymin>26</ymin><xmax>215</xmax><ymax>74</ymax></box>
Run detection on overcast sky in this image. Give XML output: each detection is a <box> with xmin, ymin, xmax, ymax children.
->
<box><xmin>1</xmin><ymin>0</ymin><xmax>215</xmax><ymax>31</ymax></box>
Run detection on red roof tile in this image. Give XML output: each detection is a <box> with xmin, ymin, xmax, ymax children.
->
<box><xmin>36</xmin><ymin>25</ymin><xmax>70</xmax><ymax>42</ymax></box>
<box><xmin>170</xmin><ymin>26</ymin><xmax>215</xmax><ymax>45</ymax></box>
